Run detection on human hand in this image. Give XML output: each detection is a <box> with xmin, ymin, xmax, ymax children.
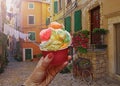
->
<box><xmin>23</xmin><ymin>53</ymin><xmax>72</xmax><ymax>86</ymax></box>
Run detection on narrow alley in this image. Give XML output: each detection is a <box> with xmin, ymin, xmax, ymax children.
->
<box><xmin>0</xmin><ymin>0</ymin><xmax>120</xmax><ymax>86</ymax></box>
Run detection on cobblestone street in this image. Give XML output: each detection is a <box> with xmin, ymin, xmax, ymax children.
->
<box><xmin>0</xmin><ymin>56</ymin><xmax>37</xmax><ymax>86</ymax></box>
<box><xmin>0</xmin><ymin>56</ymin><xmax>120</xmax><ymax>86</ymax></box>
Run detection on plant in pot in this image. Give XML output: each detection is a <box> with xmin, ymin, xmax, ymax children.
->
<box><xmin>92</xmin><ymin>28</ymin><xmax>108</xmax><ymax>49</ymax></box>
<box><xmin>72</xmin><ymin>30</ymin><xmax>89</xmax><ymax>53</ymax></box>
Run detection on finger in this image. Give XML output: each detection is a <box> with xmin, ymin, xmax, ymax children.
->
<box><xmin>38</xmin><ymin>57</ymin><xmax>44</xmax><ymax>63</ymax></box>
<box><xmin>62</xmin><ymin>61</ymin><xmax>68</xmax><ymax>68</ymax></box>
<box><xmin>68</xmin><ymin>55</ymin><xmax>72</xmax><ymax>61</ymax></box>
<box><xmin>41</xmin><ymin>53</ymin><xmax>54</xmax><ymax>70</ymax></box>
<box><xmin>35</xmin><ymin>57</ymin><xmax>44</xmax><ymax>68</ymax></box>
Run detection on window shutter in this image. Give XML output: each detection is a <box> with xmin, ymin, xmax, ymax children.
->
<box><xmin>54</xmin><ymin>1</ymin><xmax>58</xmax><ymax>13</ymax></box>
<box><xmin>74</xmin><ymin>10</ymin><xmax>82</xmax><ymax>32</ymax></box>
<box><xmin>46</xmin><ymin>18</ymin><xmax>50</xmax><ymax>25</ymax></box>
<box><xmin>64</xmin><ymin>16</ymin><xmax>71</xmax><ymax>32</ymax></box>
<box><xmin>28</xmin><ymin>32</ymin><xmax>35</xmax><ymax>41</ymax></box>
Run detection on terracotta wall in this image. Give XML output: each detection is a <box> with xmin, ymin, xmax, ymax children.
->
<box><xmin>20</xmin><ymin>1</ymin><xmax>50</xmax><ymax>59</ymax></box>
<box><xmin>21</xmin><ymin>1</ymin><xmax>42</xmax><ymax>27</ymax></box>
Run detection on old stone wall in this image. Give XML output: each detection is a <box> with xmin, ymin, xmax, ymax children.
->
<box><xmin>73</xmin><ymin>50</ymin><xmax>108</xmax><ymax>79</ymax></box>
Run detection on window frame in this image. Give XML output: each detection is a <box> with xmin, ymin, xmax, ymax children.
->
<box><xmin>28</xmin><ymin>2</ymin><xmax>34</xmax><ymax>9</ymax></box>
<box><xmin>28</xmin><ymin>31</ymin><xmax>36</xmax><ymax>41</ymax></box>
<box><xmin>28</xmin><ymin>15</ymin><xmax>35</xmax><ymax>25</ymax></box>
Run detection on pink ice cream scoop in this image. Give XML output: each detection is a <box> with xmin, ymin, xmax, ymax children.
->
<box><xmin>39</xmin><ymin>28</ymin><xmax>51</xmax><ymax>41</ymax></box>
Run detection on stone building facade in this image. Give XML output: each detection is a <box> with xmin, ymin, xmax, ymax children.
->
<box><xmin>51</xmin><ymin>0</ymin><xmax>120</xmax><ymax>80</ymax></box>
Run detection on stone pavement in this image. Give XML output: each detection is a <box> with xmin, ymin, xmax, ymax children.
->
<box><xmin>49</xmin><ymin>73</ymin><xmax>120</xmax><ymax>86</ymax></box>
<box><xmin>0</xmin><ymin>56</ymin><xmax>37</xmax><ymax>86</ymax></box>
<box><xmin>0</xmin><ymin>56</ymin><xmax>120</xmax><ymax>86</ymax></box>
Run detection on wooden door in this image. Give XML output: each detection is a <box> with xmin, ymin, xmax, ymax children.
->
<box><xmin>25</xmin><ymin>49</ymin><xmax>32</xmax><ymax>60</ymax></box>
<box><xmin>90</xmin><ymin>6</ymin><xmax>100</xmax><ymax>44</ymax></box>
<box><xmin>116</xmin><ymin>24</ymin><xmax>120</xmax><ymax>75</ymax></box>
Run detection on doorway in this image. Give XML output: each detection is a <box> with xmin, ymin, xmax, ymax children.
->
<box><xmin>24</xmin><ymin>48</ymin><xmax>32</xmax><ymax>60</ymax></box>
<box><xmin>90</xmin><ymin>6</ymin><xmax>100</xmax><ymax>44</ymax></box>
<box><xmin>115</xmin><ymin>23</ymin><xmax>120</xmax><ymax>75</ymax></box>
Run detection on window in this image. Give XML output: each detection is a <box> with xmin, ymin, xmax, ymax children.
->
<box><xmin>64</xmin><ymin>16</ymin><xmax>71</xmax><ymax>32</ymax></box>
<box><xmin>28</xmin><ymin>15</ymin><xmax>34</xmax><ymax>24</ymax></box>
<box><xmin>74</xmin><ymin>10</ymin><xmax>82</xmax><ymax>32</ymax></box>
<box><xmin>59</xmin><ymin>0</ymin><xmax>62</xmax><ymax>10</ymax></box>
<box><xmin>54</xmin><ymin>1</ymin><xmax>58</xmax><ymax>13</ymax></box>
<box><xmin>25</xmin><ymin>49</ymin><xmax>32</xmax><ymax>60</ymax></box>
<box><xmin>28</xmin><ymin>2</ymin><xmax>34</xmax><ymax>9</ymax></box>
<box><xmin>28</xmin><ymin>32</ymin><xmax>35</xmax><ymax>41</ymax></box>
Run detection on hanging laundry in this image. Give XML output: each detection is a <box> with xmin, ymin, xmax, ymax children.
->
<box><xmin>19</xmin><ymin>32</ymin><xmax>28</xmax><ymax>41</ymax></box>
<box><xmin>4</xmin><ymin>24</ymin><xmax>10</xmax><ymax>35</ymax></box>
<box><xmin>3</xmin><ymin>24</ymin><xmax>29</xmax><ymax>41</ymax></box>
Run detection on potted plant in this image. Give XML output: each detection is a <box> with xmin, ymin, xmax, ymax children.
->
<box><xmin>92</xmin><ymin>28</ymin><xmax>108</xmax><ymax>49</ymax></box>
<box><xmin>92</xmin><ymin>28</ymin><xmax>108</xmax><ymax>35</ymax></box>
<box><xmin>72</xmin><ymin>30</ymin><xmax>89</xmax><ymax>53</ymax></box>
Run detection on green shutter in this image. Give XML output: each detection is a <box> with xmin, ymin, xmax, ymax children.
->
<box><xmin>54</xmin><ymin>1</ymin><xmax>58</xmax><ymax>13</ymax></box>
<box><xmin>46</xmin><ymin>18</ymin><xmax>50</xmax><ymax>25</ymax></box>
<box><xmin>25</xmin><ymin>49</ymin><xmax>32</xmax><ymax>59</ymax></box>
<box><xmin>64</xmin><ymin>16</ymin><xmax>71</xmax><ymax>32</ymax></box>
<box><xmin>28</xmin><ymin>32</ymin><xmax>35</xmax><ymax>41</ymax></box>
<box><xmin>74</xmin><ymin>10</ymin><xmax>82</xmax><ymax>32</ymax></box>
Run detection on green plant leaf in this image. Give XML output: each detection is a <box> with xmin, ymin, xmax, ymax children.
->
<box><xmin>92</xmin><ymin>28</ymin><xmax>108</xmax><ymax>35</ymax></box>
<box><xmin>78</xmin><ymin>47</ymin><xmax>87</xmax><ymax>53</ymax></box>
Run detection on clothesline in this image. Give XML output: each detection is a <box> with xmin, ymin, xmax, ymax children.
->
<box><xmin>3</xmin><ymin>24</ymin><xmax>41</xmax><ymax>47</ymax></box>
<box><xmin>4</xmin><ymin>24</ymin><xmax>28</xmax><ymax>41</ymax></box>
